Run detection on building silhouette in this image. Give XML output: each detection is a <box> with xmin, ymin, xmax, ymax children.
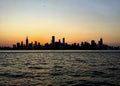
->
<box><xmin>0</xmin><ymin>36</ymin><xmax>119</xmax><ymax>50</ymax></box>
<box><xmin>91</xmin><ymin>40</ymin><xmax>97</xmax><ymax>49</ymax></box>
<box><xmin>63</xmin><ymin>38</ymin><xmax>65</xmax><ymax>44</ymax></box>
<box><xmin>51</xmin><ymin>36</ymin><xmax>55</xmax><ymax>44</ymax></box>
<box><xmin>17</xmin><ymin>42</ymin><xmax>20</xmax><ymax>49</ymax></box>
<box><xmin>21</xmin><ymin>41</ymin><xmax>23</xmax><ymax>49</ymax></box>
<box><xmin>26</xmin><ymin>36</ymin><xmax>29</xmax><ymax>48</ymax></box>
<box><xmin>98</xmin><ymin>38</ymin><xmax>103</xmax><ymax>49</ymax></box>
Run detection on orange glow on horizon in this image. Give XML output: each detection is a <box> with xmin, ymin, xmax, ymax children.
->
<box><xmin>0</xmin><ymin>0</ymin><xmax>120</xmax><ymax>47</ymax></box>
<box><xmin>0</xmin><ymin>33</ymin><xmax>120</xmax><ymax>47</ymax></box>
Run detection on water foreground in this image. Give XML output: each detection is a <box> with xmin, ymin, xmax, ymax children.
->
<box><xmin>0</xmin><ymin>50</ymin><xmax>120</xmax><ymax>86</ymax></box>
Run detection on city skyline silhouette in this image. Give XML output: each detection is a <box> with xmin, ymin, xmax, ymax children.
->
<box><xmin>0</xmin><ymin>36</ymin><xmax>119</xmax><ymax>50</ymax></box>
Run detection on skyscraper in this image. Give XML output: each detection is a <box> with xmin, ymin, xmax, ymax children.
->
<box><xmin>26</xmin><ymin>36</ymin><xmax>29</xmax><ymax>47</ymax></box>
<box><xmin>17</xmin><ymin>42</ymin><xmax>20</xmax><ymax>49</ymax></box>
<box><xmin>58</xmin><ymin>39</ymin><xmax>61</xmax><ymax>43</ymax></box>
<box><xmin>52</xmin><ymin>36</ymin><xmax>55</xmax><ymax>44</ymax></box>
<box><xmin>63</xmin><ymin>38</ymin><xmax>65</xmax><ymax>44</ymax></box>
<box><xmin>98</xmin><ymin>38</ymin><xmax>103</xmax><ymax>49</ymax></box>
<box><xmin>91</xmin><ymin>40</ymin><xmax>97</xmax><ymax>49</ymax></box>
<box><xmin>21</xmin><ymin>41</ymin><xmax>23</xmax><ymax>49</ymax></box>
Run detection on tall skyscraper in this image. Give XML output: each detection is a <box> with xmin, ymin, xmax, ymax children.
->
<box><xmin>21</xmin><ymin>41</ymin><xmax>23</xmax><ymax>45</ymax></box>
<box><xmin>91</xmin><ymin>40</ymin><xmax>97</xmax><ymax>49</ymax></box>
<box><xmin>100</xmin><ymin>38</ymin><xmax>103</xmax><ymax>44</ymax></box>
<box><xmin>26</xmin><ymin>36</ymin><xmax>29</xmax><ymax>47</ymax></box>
<box><xmin>98</xmin><ymin>38</ymin><xmax>103</xmax><ymax>49</ymax></box>
<box><xmin>21</xmin><ymin>41</ymin><xmax>23</xmax><ymax>49</ymax></box>
<box><xmin>63</xmin><ymin>38</ymin><xmax>65</xmax><ymax>44</ymax></box>
<box><xmin>17</xmin><ymin>42</ymin><xmax>20</xmax><ymax>49</ymax></box>
<box><xmin>52</xmin><ymin>36</ymin><xmax>55</xmax><ymax>44</ymax></box>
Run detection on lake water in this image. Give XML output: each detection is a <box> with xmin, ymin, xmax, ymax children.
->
<box><xmin>0</xmin><ymin>50</ymin><xmax>120</xmax><ymax>86</ymax></box>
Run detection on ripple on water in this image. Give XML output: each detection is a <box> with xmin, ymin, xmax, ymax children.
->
<box><xmin>0</xmin><ymin>72</ymin><xmax>26</xmax><ymax>78</ymax></box>
<box><xmin>72</xmin><ymin>80</ymin><xmax>117</xmax><ymax>86</ymax></box>
<box><xmin>106</xmin><ymin>67</ymin><xmax>119</xmax><ymax>71</ymax></box>
<box><xmin>0</xmin><ymin>51</ymin><xmax>120</xmax><ymax>86</ymax></box>
<box><xmin>28</xmin><ymin>66</ymin><xmax>50</xmax><ymax>70</ymax></box>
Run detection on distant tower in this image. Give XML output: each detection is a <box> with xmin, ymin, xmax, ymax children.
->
<box><xmin>52</xmin><ymin>36</ymin><xmax>55</xmax><ymax>44</ymax></box>
<box><xmin>100</xmin><ymin>38</ymin><xmax>103</xmax><ymax>45</ymax></box>
<box><xmin>63</xmin><ymin>38</ymin><xmax>65</xmax><ymax>44</ymax></box>
<box><xmin>98</xmin><ymin>38</ymin><xmax>103</xmax><ymax>49</ymax></box>
<box><xmin>91</xmin><ymin>40</ymin><xmax>97</xmax><ymax>49</ymax></box>
<box><xmin>21</xmin><ymin>41</ymin><xmax>23</xmax><ymax>49</ymax></box>
<box><xmin>58</xmin><ymin>39</ymin><xmax>61</xmax><ymax>43</ymax></box>
<box><xmin>26</xmin><ymin>36</ymin><xmax>29</xmax><ymax>47</ymax></box>
<box><xmin>21</xmin><ymin>41</ymin><xmax>23</xmax><ymax>46</ymax></box>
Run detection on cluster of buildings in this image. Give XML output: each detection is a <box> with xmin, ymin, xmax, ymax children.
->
<box><xmin>0</xmin><ymin>36</ymin><xmax>119</xmax><ymax>50</ymax></box>
<box><xmin>12</xmin><ymin>36</ymin><xmax>66</xmax><ymax>50</ymax></box>
<box><xmin>9</xmin><ymin>36</ymin><xmax>118</xmax><ymax>50</ymax></box>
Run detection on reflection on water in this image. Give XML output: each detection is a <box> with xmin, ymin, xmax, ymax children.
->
<box><xmin>0</xmin><ymin>50</ymin><xmax>120</xmax><ymax>86</ymax></box>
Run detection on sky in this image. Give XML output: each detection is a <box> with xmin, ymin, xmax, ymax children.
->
<box><xmin>0</xmin><ymin>0</ymin><xmax>120</xmax><ymax>46</ymax></box>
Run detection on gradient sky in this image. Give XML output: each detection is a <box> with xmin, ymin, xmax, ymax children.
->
<box><xmin>0</xmin><ymin>0</ymin><xmax>120</xmax><ymax>46</ymax></box>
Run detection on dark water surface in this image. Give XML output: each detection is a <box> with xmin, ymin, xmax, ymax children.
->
<box><xmin>0</xmin><ymin>50</ymin><xmax>120</xmax><ymax>86</ymax></box>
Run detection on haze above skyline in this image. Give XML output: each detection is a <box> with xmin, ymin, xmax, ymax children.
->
<box><xmin>0</xmin><ymin>0</ymin><xmax>120</xmax><ymax>46</ymax></box>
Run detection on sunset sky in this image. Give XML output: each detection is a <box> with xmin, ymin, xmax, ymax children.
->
<box><xmin>0</xmin><ymin>0</ymin><xmax>120</xmax><ymax>47</ymax></box>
